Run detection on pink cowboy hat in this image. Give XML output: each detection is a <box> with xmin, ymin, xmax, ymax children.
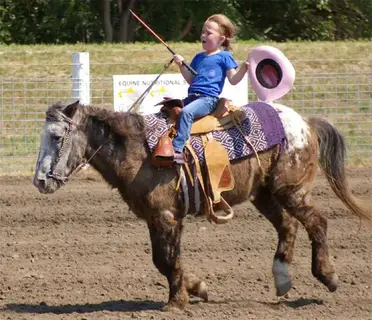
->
<box><xmin>248</xmin><ymin>45</ymin><xmax>295</xmax><ymax>102</ymax></box>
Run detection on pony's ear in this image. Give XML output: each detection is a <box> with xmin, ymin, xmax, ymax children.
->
<box><xmin>63</xmin><ymin>100</ymin><xmax>79</xmax><ymax>118</ymax></box>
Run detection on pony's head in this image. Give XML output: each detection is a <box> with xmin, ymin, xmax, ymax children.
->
<box><xmin>33</xmin><ymin>100</ymin><xmax>87</xmax><ymax>193</ymax></box>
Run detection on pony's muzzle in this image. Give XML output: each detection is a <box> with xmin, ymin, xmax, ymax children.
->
<box><xmin>33</xmin><ymin>177</ymin><xmax>45</xmax><ymax>191</ymax></box>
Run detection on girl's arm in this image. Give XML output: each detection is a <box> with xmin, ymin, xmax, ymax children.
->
<box><xmin>174</xmin><ymin>54</ymin><xmax>194</xmax><ymax>84</ymax></box>
<box><xmin>227</xmin><ymin>61</ymin><xmax>249</xmax><ymax>85</ymax></box>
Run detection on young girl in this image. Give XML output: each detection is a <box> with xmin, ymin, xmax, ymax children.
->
<box><xmin>172</xmin><ymin>13</ymin><xmax>249</xmax><ymax>163</ymax></box>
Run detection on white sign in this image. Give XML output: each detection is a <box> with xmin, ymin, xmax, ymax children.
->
<box><xmin>113</xmin><ymin>73</ymin><xmax>248</xmax><ymax>114</ymax></box>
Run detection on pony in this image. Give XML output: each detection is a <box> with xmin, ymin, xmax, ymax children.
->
<box><xmin>33</xmin><ymin>100</ymin><xmax>372</xmax><ymax>311</ymax></box>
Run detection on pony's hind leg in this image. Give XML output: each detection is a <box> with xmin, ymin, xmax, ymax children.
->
<box><xmin>252</xmin><ymin>186</ymin><xmax>299</xmax><ymax>296</ymax></box>
<box><xmin>272</xmin><ymin>156</ymin><xmax>338</xmax><ymax>293</ymax></box>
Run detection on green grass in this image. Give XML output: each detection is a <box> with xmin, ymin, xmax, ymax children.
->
<box><xmin>0</xmin><ymin>40</ymin><xmax>371</xmax><ymax>173</ymax></box>
<box><xmin>0</xmin><ymin>40</ymin><xmax>371</xmax><ymax>77</ymax></box>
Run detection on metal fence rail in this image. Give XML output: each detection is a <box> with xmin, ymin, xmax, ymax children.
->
<box><xmin>278</xmin><ymin>72</ymin><xmax>372</xmax><ymax>166</ymax></box>
<box><xmin>0</xmin><ymin>60</ymin><xmax>371</xmax><ymax>174</ymax></box>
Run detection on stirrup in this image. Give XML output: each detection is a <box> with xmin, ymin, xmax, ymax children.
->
<box><xmin>173</xmin><ymin>152</ymin><xmax>185</xmax><ymax>164</ymax></box>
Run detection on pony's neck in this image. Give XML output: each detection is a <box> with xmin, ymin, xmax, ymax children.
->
<box><xmin>81</xmin><ymin>108</ymin><xmax>147</xmax><ymax>189</ymax></box>
<box><xmin>85</xmin><ymin>114</ymin><xmax>111</xmax><ymax>154</ymax></box>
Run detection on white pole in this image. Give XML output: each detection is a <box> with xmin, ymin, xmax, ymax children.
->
<box><xmin>72</xmin><ymin>52</ymin><xmax>90</xmax><ymax>105</ymax></box>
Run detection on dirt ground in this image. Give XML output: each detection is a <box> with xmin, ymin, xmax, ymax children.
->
<box><xmin>0</xmin><ymin>168</ymin><xmax>372</xmax><ymax>320</ymax></box>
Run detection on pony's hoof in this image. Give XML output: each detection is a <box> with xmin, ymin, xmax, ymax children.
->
<box><xmin>276</xmin><ymin>280</ymin><xmax>292</xmax><ymax>297</ymax></box>
<box><xmin>161</xmin><ymin>302</ymin><xmax>184</xmax><ymax>312</ymax></box>
<box><xmin>326</xmin><ymin>274</ymin><xmax>338</xmax><ymax>292</ymax></box>
<box><xmin>272</xmin><ymin>259</ymin><xmax>292</xmax><ymax>296</ymax></box>
<box><xmin>197</xmin><ymin>281</ymin><xmax>208</xmax><ymax>302</ymax></box>
<box><xmin>315</xmin><ymin>271</ymin><xmax>339</xmax><ymax>293</ymax></box>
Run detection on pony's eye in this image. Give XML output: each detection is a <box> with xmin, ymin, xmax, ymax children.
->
<box><xmin>52</xmin><ymin>135</ymin><xmax>62</xmax><ymax>143</ymax></box>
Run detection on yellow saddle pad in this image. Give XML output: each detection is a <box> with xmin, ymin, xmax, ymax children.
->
<box><xmin>203</xmin><ymin>136</ymin><xmax>235</xmax><ymax>203</ymax></box>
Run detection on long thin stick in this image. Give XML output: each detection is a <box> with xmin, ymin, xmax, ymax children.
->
<box><xmin>129</xmin><ymin>10</ymin><xmax>197</xmax><ymax>76</ymax></box>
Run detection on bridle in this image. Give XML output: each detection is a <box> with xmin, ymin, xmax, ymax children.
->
<box><xmin>47</xmin><ymin>119</ymin><xmax>103</xmax><ymax>184</ymax></box>
<box><xmin>47</xmin><ymin>121</ymin><xmax>73</xmax><ymax>184</ymax></box>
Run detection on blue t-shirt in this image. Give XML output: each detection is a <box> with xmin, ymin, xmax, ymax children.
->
<box><xmin>188</xmin><ymin>50</ymin><xmax>238</xmax><ymax>97</ymax></box>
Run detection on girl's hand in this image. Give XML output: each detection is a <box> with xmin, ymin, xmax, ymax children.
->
<box><xmin>244</xmin><ymin>60</ymin><xmax>250</xmax><ymax>71</ymax></box>
<box><xmin>173</xmin><ymin>54</ymin><xmax>185</xmax><ymax>67</ymax></box>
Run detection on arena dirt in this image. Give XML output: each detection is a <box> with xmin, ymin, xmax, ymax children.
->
<box><xmin>0</xmin><ymin>169</ymin><xmax>371</xmax><ymax>319</ymax></box>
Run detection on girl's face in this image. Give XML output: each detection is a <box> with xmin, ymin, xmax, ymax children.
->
<box><xmin>200</xmin><ymin>20</ymin><xmax>225</xmax><ymax>53</ymax></box>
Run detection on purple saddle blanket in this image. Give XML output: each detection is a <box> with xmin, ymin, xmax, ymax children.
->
<box><xmin>144</xmin><ymin>101</ymin><xmax>287</xmax><ymax>164</ymax></box>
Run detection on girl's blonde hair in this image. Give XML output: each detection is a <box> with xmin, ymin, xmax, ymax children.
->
<box><xmin>206</xmin><ymin>14</ymin><xmax>237</xmax><ymax>51</ymax></box>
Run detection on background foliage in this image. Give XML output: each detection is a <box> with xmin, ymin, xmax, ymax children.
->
<box><xmin>0</xmin><ymin>0</ymin><xmax>371</xmax><ymax>44</ymax></box>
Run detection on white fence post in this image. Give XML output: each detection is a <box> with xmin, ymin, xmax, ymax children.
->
<box><xmin>72</xmin><ymin>52</ymin><xmax>90</xmax><ymax>105</ymax></box>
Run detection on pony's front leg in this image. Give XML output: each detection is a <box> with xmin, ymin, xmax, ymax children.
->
<box><xmin>184</xmin><ymin>272</ymin><xmax>208</xmax><ymax>302</ymax></box>
<box><xmin>147</xmin><ymin>210</ymin><xmax>188</xmax><ymax>311</ymax></box>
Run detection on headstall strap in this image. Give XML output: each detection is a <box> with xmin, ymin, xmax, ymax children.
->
<box><xmin>47</xmin><ymin>122</ymin><xmax>72</xmax><ymax>184</ymax></box>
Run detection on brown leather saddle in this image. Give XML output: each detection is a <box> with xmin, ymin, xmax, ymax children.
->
<box><xmin>151</xmin><ymin>97</ymin><xmax>246</xmax><ymax>224</ymax></box>
<box><xmin>152</xmin><ymin>97</ymin><xmax>245</xmax><ymax>165</ymax></box>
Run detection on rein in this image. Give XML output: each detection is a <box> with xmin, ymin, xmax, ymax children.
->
<box><xmin>127</xmin><ymin>58</ymin><xmax>174</xmax><ymax>113</ymax></box>
<box><xmin>70</xmin><ymin>143</ymin><xmax>104</xmax><ymax>177</ymax></box>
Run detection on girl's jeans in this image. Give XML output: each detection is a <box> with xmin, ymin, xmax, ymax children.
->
<box><xmin>172</xmin><ymin>95</ymin><xmax>218</xmax><ymax>153</ymax></box>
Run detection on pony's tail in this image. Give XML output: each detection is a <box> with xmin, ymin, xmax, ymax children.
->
<box><xmin>307</xmin><ymin>117</ymin><xmax>372</xmax><ymax>224</ymax></box>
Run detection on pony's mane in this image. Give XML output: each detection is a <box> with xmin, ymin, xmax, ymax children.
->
<box><xmin>47</xmin><ymin>101</ymin><xmax>146</xmax><ymax>139</ymax></box>
<box><xmin>46</xmin><ymin>101</ymin><xmax>70</xmax><ymax>122</ymax></box>
<box><xmin>82</xmin><ymin>104</ymin><xmax>146</xmax><ymax>139</ymax></box>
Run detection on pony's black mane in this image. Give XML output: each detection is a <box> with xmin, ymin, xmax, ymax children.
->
<box><xmin>46</xmin><ymin>101</ymin><xmax>70</xmax><ymax>122</ymax></box>
<box><xmin>47</xmin><ymin>101</ymin><xmax>146</xmax><ymax>140</ymax></box>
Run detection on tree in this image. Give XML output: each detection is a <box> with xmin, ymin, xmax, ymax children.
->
<box><xmin>0</xmin><ymin>0</ymin><xmax>370</xmax><ymax>44</ymax></box>
<box><xmin>101</xmin><ymin>0</ymin><xmax>137</xmax><ymax>43</ymax></box>
<box><xmin>0</xmin><ymin>0</ymin><xmax>103</xmax><ymax>44</ymax></box>
<box><xmin>102</xmin><ymin>0</ymin><xmax>113</xmax><ymax>42</ymax></box>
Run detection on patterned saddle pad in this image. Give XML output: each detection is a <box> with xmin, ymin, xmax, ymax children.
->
<box><xmin>144</xmin><ymin>101</ymin><xmax>287</xmax><ymax>164</ymax></box>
